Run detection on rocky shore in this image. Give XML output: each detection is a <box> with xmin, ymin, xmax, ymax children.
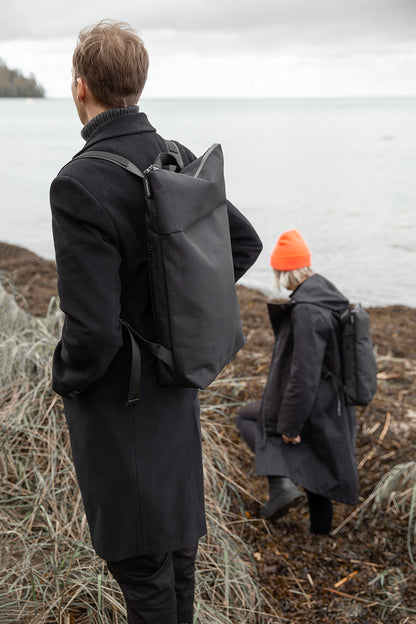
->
<box><xmin>1</xmin><ymin>240</ymin><xmax>416</xmax><ymax>623</ymax></box>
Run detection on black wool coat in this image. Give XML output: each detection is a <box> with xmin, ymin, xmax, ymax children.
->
<box><xmin>255</xmin><ymin>274</ymin><xmax>359</xmax><ymax>505</ymax></box>
<box><xmin>50</xmin><ymin>109</ymin><xmax>262</xmax><ymax>561</ymax></box>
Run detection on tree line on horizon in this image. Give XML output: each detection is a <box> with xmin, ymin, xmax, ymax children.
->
<box><xmin>0</xmin><ymin>59</ymin><xmax>45</xmax><ymax>98</ymax></box>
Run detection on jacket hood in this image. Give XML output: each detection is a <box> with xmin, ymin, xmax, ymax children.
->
<box><xmin>290</xmin><ymin>273</ymin><xmax>349</xmax><ymax>314</ymax></box>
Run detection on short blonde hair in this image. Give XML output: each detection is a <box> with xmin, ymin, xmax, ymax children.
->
<box><xmin>274</xmin><ymin>266</ymin><xmax>315</xmax><ymax>291</ymax></box>
<box><xmin>73</xmin><ymin>20</ymin><xmax>149</xmax><ymax>108</ymax></box>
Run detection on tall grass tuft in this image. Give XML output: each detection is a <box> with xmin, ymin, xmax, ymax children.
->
<box><xmin>355</xmin><ymin>461</ymin><xmax>416</xmax><ymax>566</ymax></box>
<box><xmin>0</xmin><ymin>283</ymin><xmax>279</xmax><ymax>624</ymax></box>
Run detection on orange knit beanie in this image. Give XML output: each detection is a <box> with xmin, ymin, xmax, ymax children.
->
<box><xmin>270</xmin><ymin>229</ymin><xmax>311</xmax><ymax>270</ymax></box>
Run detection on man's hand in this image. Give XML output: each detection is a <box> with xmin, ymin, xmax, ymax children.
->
<box><xmin>282</xmin><ymin>434</ymin><xmax>301</xmax><ymax>445</ymax></box>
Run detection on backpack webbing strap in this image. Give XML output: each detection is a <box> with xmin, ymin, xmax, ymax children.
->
<box><xmin>120</xmin><ymin>321</ymin><xmax>142</xmax><ymax>406</ymax></box>
<box><xmin>74</xmin><ymin>151</ymin><xmax>145</xmax><ymax>179</ymax></box>
<box><xmin>120</xmin><ymin>319</ymin><xmax>174</xmax><ymax>405</ymax></box>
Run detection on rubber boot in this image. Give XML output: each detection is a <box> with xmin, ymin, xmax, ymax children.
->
<box><xmin>259</xmin><ymin>476</ymin><xmax>306</xmax><ymax>520</ymax></box>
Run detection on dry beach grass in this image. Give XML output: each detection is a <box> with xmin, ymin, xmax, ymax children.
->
<box><xmin>0</xmin><ymin>279</ymin><xmax>274</xmax><ymax>624</ymax></box>
<box><xmin>1</xmin><ymin>242</ymin><xmax>416</xmax><ymax>623</ymax></box>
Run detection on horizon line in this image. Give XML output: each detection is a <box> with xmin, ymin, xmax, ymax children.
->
<box><xmin>35</xmin><ymin>94</ymin><xmax>416</xmax><ymax>101</ymax></box>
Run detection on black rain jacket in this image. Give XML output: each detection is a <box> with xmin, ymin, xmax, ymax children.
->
<box><xmin>255</xmin><ymin>274</ymin><xmax>359</xmax><ymax>505</ymax></box>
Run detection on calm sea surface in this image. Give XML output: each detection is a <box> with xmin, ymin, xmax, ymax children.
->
<box><xmin>0</xmin><ymin>97</ymin><xmax>415</xmax><ymax>306</ymax></box>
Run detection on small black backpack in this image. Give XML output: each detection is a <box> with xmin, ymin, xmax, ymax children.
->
<box><xmin>75</xmin><ymin>141</ymin><xmax>245</xmax><ymax>404</ymax></box>
<box><xmin>324</xmin><ymin>303</ymin><xmax>378</xmax><ymax>406</ymax></box>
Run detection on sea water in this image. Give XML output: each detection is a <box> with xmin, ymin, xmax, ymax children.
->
<box><xmin>0</xmin><ymin>97</ymin><xmax>415</xmax><ymax>306</ymax></box>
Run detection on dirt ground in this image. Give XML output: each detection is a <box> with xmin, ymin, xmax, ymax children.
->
<box><xmin>226</xmin><ymin>288</ymin><xmax>416</xmax><ymax>624</ymax></box>
<box><xmin>1</xmin><ymin>241</ymin><xmax>416</xmax><ymax>623</ymax></box>
<box><xmin>0</xmin><ymin>242</ymin><xmax>57</xmax><ymax>316</ymax></box>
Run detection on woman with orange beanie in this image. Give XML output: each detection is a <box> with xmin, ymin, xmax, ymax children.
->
<box><xmin>237</xmin><ymin>229</ymin><xmax>359</xmax><ymax>535</ymax></box>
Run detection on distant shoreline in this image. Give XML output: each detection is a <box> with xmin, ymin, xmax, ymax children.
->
<box><xmin>0</xmin><ymin>93</ymin><xmax>44</xmax><ymax>98</ymax></box>
<box><xmin>0</xmin><ymin>60</ymin><xmax>44</xmax><ymax>98</ymax></box>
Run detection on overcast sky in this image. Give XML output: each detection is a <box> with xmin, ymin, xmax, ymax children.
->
<box><xmin>0</xmin><ymin>0</ymin><xmax>415</xmax><ymax>98</ymax></box>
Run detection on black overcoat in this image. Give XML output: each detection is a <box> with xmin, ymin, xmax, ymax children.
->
<box><xmin>255</xmin><ymin>274</ymin><xmax>359</xmax><ymax>505</ymax></box>
<box><xmin>50</xmin><ymin>109</ymin><xmax>262</xmax><ymax>561</ymax></box>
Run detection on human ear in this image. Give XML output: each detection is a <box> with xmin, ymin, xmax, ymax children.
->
<box><xmin>76</xmin><ymin>77</ymin><xmax>87</xmax><ymax>103</ymax></box>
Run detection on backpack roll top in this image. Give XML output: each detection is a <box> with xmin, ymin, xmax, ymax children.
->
<box><xmin>145</xmin><ymin>144</ymin><xmax>226</xmax><ymax>233</ymax></box>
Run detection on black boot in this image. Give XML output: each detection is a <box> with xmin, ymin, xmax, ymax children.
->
<box><xmin>259</xmin><ymin>476</ymin><xmax>305</xmax><ymax>520</ymax></box>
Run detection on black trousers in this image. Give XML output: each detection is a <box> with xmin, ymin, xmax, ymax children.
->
<box><xmin>107</xmin><ymin>542</ymin><xmax>198</xmax><ymax>624</ymax></box>
<box><xmin>237</xmin><ymin>401</ymin><xmax>333</xmax><ymax>535</ymax></box>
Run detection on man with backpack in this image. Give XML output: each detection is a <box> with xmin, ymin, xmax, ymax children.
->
<box><xmin>237</xmin><ymin>230</ymin><xmax>375</xmax><ymax>535</ymax></box>
<box><xmin>50</xmin><ymin>20</ymin><xmax>262</xmax><ymax>624</ymax></box>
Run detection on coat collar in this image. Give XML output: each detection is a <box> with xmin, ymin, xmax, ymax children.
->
<box><xmin>81</xmin><ymin>105</ymin><xmax>140</xmax><ymax>141</ymax></box>
<box><xmin>73</xmin><ymin>109</ymin><xmax>157</xmax><ymax>157</ymax></box>
<box><xmin>267</xmin><ymin>300</ymin><xmax>294</xmax><ymax>333</ymax></box>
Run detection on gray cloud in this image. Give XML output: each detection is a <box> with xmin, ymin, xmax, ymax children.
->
<box><xmin>0</xmin><ymin>0</ymin><xmax>414</xmax><ymax>98</ymax></box>
<box><xmin>1</xmin><ymin>0</ymin><xmax>415</xmax><ymax>46</ymax></box>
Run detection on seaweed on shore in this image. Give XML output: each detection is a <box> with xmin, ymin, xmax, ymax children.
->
<box><xmin>1</xmin><ymin>243</ymin><xmax>416</xmax><ymax>623</ymax></box>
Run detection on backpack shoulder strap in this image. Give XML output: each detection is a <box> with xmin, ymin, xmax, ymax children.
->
<box><xmin>74</xmin><ymin>150</ymin><xmax>145</xmax><ymax>179</ymax></box>
<box><xmin>75</xmin><ymin>145</ymin><xmax>183</xmax><ymax>175</ymax></box>
<box><xmin>301</xmin><ymin>301</ymin><xmax>350</xmax><ymax>416</ymax></box>
<box><xmin>165</xmin><ymin>140</ymin><xmax>184</xmax><ymax>169</ymax></box>
<box><xmin>320</xmin><ymin>302</ymin><xmax>350</xmax><ymax>378</ymax></box>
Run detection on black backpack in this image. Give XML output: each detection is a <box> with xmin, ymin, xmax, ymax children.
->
<box><xmin>75</xmin><ymin>141</ymin><xmax>245</xmax><ymax>404</ymax></box>
<box><xmin>324</xmin><ymin>303</ymin><xmax>377</xmax><ymax>406</ymax></box>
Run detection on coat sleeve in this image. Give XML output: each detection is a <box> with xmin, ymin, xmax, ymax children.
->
<box><xmin>50</xmin><ymin>174</ymin><xmax>123</xmax><ymax>398</ymax></box>
<box><xmin>276</xmin><ymin>304</ymin><xmax>329</xmax><ymax>437</ymax></box>
<box><xmin>226</xmin><ymin>200</ymin><xmax>263</xmax><ymax>282</ymax></box>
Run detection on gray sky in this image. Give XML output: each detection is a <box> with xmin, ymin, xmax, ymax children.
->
<box><xmin>0</xmin><ymin>0</ymin><xmax>415</xmax><ymax>98</ymax></box>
